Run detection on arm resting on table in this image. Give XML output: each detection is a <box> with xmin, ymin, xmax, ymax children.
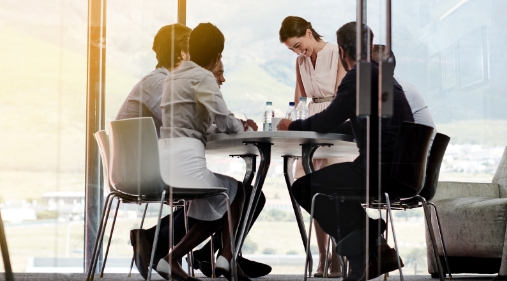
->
<box><xmin>289</xmin><ymin>82</ymin><xmax>355</xmax><ymax>133</ymax></box>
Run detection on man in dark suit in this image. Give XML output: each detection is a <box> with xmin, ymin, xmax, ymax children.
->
<box><xmin>278</xmin><ymin>22</ymin><xmax>413</xmax><ymax>281</ymax></box>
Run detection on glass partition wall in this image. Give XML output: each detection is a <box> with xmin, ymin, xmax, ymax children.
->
<box><xmin>390</xmin><ymin>0</ymin><xmax>507</xmax><ymax>183</ymax></box>
<box><xmin>184</xmin><ymin>0</ymin><xmax>507</xmax><ymax>275</ymax></box>
<box><xmin>0</xmin><ymin>0</ymin><xmax>88</xmax><ymax>273</ymax></box>
<box><xmin>1</xmin><ymin>0</ymin><xmax>506</xmax><ymax>276</ymax></box>
<box><xmin>98</xmin><ymin>0</ymin><xmax>179</xmax><ymax>272</ymax></box>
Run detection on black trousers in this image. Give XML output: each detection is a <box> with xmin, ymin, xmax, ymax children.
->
<box><xmin>151</xmin><ymin>184</ymin><xmax>266</xmax><ymax>262</ymax></box>
<box><xmin>290</xmin><ymin>161</ymin><xmax>369</xmax><ymax>251</ymax></box>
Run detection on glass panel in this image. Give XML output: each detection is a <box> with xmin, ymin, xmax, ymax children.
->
<box><xmin>2</xmin><ymin>0</ymin><xmax>503</xmax><ymax>277</ymax></box>
<box><xmin>392</xmin><ymin>0</ymin><xmax>507</xmax><ymax>182</ymax></box>
<box><xmin>102</xmin><ymin>0</ymin><xmax>178</xmax><ymax>273</ymax></box>
<box><xmin>182</xmin><ymin>0</ymin><xmax>506</xmax><ymax>276</ymax></box>
<box><xmin>0</xmin><ymin>0</ymin><xmax>87</xmax><ymax>273</ymax></box>
<box><xmin>386</xmin><ymin>1</ymin><xmax>507</xmax><ymax>273</ymax></box>
<box><xmin>186</xmin><ymin>0</ymin><xmax>364</xmax><ymax>275</ymax></box>
<box><xmin>105</xmin><ymin>0</ymin><xmax>178</xmax><ymax>124</ymax></box>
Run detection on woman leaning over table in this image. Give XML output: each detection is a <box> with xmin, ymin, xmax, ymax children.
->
<box><xmin>156</xmin><ymin>23</ymin><xmax>257</xmax><ymax>281</ymax></box>
<box><xmin>279</xmin><ymin>16</ymin><xmax>349</xmax><ymax>278</ymax></box>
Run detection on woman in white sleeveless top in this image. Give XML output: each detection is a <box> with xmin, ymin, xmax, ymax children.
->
<box><xmin>279</xmin><ymin>16</ymin><xmax>348</xmax><ymax>278</ymax></box>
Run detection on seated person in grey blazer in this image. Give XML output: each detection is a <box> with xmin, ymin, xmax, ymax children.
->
<box><xmin>116</xmin><ymin>23</ymin><xmax>269</xmax><ymax>280</ymax></box>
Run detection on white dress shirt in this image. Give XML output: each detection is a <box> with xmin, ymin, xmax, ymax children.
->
<box><xmin>396</xmin><ymin>77</ymin><xmax>437</xmax><ymax>152</ymax></box>
<box><xmin>160</xmin><ymin>60</ymin><xmax>242</xmax><ymax>145</ymax></box>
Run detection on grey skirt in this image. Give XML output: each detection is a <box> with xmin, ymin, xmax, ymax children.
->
<box><xmin>158</xmin><ymin>137</ymin><xmax>237</xmax><ymax>221</ymax></box>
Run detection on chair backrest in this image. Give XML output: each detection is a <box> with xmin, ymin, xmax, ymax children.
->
<box><xmin>109</xmin><ymin>117</ymin><xmax>165</xmax><ymax>197</ymax></box>
<box><xmin>418</xmin><ymin>133</ymin><xmax>451</xmax><ymax>201</ymax></box>
<box><xmin>388</xmin><ymin>122</ymin><xmax>434</xmax><ymax>199</ymax></box>
<box><xmin>94</xmin><ymin>130</ymin><xmax>112</xmax><ymax>191</ymax></box>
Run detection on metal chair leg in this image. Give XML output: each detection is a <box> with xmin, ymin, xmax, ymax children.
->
<box><xmin>323</xmin><ymin>235</ymin><xmax>331</xmax><ymax>278</ymax></box>
<box><xmin>128</xmin><ymin>203</ymin><xmax>149</xmax><ymax>277</ymax></box>
<box><xmin>428</xmin><ymin>202</ymin><xmax>452</xmax><ymax>279</ymax></box>
<box><xmin>100</xmin><ymin>198</ymin><xmax>121</xmax><ymax>277</ymax></box>
<box><xmin>0</xmin><ymin>209</ymin><xmax>14</xmax><ymax>281</ymax></box>
<box><xmin>222</xmin><ymin>192</ymin><xmax>238</xmax><ymax>281</ymax></box>
<box><xmin>211</xmin><ymin>234</ymin><xmax>216</xmax><ymax>278</ymax></box>
<box><xmin>384</xmin><ymin>207</ymin><xmax>390</xmax><ymax>280</ymax></box>
<box><xmin>86</xmin><ymin>193</ymin><xmax>113</xmax><ymax>280</ymax></box>
<box><xmin>384</xmin><ymin>193</ymin><xmax>404</xmax><ymax>281</ymax></box>
<box><xmin>419</xmin><ymin>196</ymin><xmax>445</xmax><ymax>281</ymax></box>
<box><xmin>304</xmin><ymin>193</ymin><xmax>323</xmax><ymax>281</ymax></box>
<box><xmin>138</xmin><ymin>203</ymin><xmax>150</xmax><ymax>231</ymax></box>
<box><xmin>183</xmin><ymin>201</ymin><xmax>195</xmax><ymax>277</ymax></box>
<box><xmin>87</xmin><ymin>193</ymin><xmax>116</xmax><ymax>281</ymax></box>
<box><xmin>147</xmin><ymin>189</ymin><xmax>167</xmax><ymax>281</ymax></box>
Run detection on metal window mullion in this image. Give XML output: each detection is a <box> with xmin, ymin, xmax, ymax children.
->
<box><xmin>178</xmin><ymin>0</ymin><xmax>186</xmax><ymax>25</ymax></box>
<box><xmin>85</xmin><ymin>0</ymin><xmax>107</xmax><ymax>273</ymax></box>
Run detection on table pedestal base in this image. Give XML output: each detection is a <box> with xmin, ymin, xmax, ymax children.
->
<box><xmin>283</xmin><ymin>156</ymin><xmax>313</xmax><ymax>277</ymax></box>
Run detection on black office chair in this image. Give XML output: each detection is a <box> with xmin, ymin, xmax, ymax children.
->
<box><xmin>419</xmin><ymin>133</ymin><xmax>451</xmax><ymax>200</ymax></box>
<box><xmin>304</xmin><ymin>122</ymin><xmax>434</xmax><ymax>281</ymax></box>
<box><xmin>386</xmin><ymin>133</ymin><xmax>452</xmax><ymax>279</ymax></box>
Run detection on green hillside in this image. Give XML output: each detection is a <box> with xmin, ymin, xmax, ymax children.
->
<box><xmin>221</xmin><ymin>62</ymin><xmax>295</xmax><ymax>123</ymax></box>
<box><xmin>436</xmin><ymin>120</ymin><xmax>507</xmax><ymax>146</ymax></box>
<box><xmin>0</xmin><ymin>24</ymin><xmax>138</xmax><ymax>200</ymax></box>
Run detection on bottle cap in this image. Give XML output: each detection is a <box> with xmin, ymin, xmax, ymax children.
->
<box><xmin>266</xmin><ymin>101</ymin><xmax>272</xmax><ymax>105</ymax></box>
<box><xmin>289</xmin><ymin>102</ymin><xmax>295</xmax><ymax>106</ymax></box>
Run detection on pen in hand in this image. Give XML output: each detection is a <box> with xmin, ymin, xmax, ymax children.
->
<box><xmin>243</xmin><ymin>114</ymin><xmax>254</xmax><ymax>131</ymax></box>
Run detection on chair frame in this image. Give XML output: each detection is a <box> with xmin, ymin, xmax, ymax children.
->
<box><xmin>373</xmin><ymin>196</ymin><xmax>452</xmax><ymax>279</ymax></box>
<box><xmin>304</xmin><ymin>122</ymin><xmax>440</xmax><ymax>281</ymax></box>
<box><xmin>367</xmin><ymin>194</ymin><xmax>449</xmax><ymax>280</ymax></box>
<box><xmin>86</xmin><ymin>131</ymin><xmax>160</xmax><ymax>281</ymax></box>
<box><xmin>87</xmin><ymin>121</ymin><xmax>237</xmax><ymax>281</ymax></box>
<box><xmin>304</xmin><ymin>193</ymin><xmax>406</xmax><ymax>281</ymax></box>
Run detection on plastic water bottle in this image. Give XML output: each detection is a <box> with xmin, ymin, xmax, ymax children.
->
<box><xmin>285</xmin><ymin>102</ymin><xmax>296</xmax><ymax>121</ymax></box>
<box><xmin>295</xmin><ymin>97</ymin><xmax>308</xmax><ymax>120</ymax></box>
<box><xmin>263</xmin><ymin>101</ymin><xmax>274</xmax><ymax>131</ymax></box>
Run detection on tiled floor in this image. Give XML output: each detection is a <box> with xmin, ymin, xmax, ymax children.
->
<box><xmin>0</xmin><ymin>273</ymin><xmax>498</xmax><ymax>281</ymax></box>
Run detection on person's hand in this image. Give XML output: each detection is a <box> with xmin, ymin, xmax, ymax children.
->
<box><xmin>277</xmin><ymin>119</ymin><xmax>292</xmax><ymax>131</ymax></box>
<box><xmin>240</xmin><ymin>119</ymin><xmax>249</xmax><ymax>131</ymax></box>
<box><xmin>240</xmin><ymin>119</ymin><xmax>258</xmax><ymax>131</ymax></box>
<box><xmin>246</xmin><ymin>119</ymin><xmax>258</xmax><ymax>131</ymax></box>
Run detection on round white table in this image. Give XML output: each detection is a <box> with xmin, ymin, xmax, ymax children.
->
<box><xmin>206</xmin><ymin>131</ymin><xmax>358</xmax><ymax>275</ymax></box>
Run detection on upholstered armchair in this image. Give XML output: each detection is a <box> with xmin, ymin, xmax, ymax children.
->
<box><xmin>426</xmin><ymin>146</ymin><xmax>507</xmax><ymax>278</ymax></box>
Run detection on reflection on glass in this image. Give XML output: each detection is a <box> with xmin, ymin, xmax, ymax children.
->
<box><xmin>442</xmin><ymin>45</ymin><xmax>457</xmax><ymax>91</ymax></box>
<box><xmin>0</xmin><ymin>0</ymin><xmax>87</xmax><ymax>273</ymax></box>
<box><xmin>458</xmin><ymin>27</ymin><xmax>488</xmax><ymax>89</ymax></box>
<box><xmin>0</xmin><ymin>0</ymin><xmax>506</xmax><ymax>276</ymax></box>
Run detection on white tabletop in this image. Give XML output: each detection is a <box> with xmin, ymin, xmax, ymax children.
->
<box><xmin>205</xmin><ymin>131</ymin><xmax>359</xmax><ymax>159</ymax></box>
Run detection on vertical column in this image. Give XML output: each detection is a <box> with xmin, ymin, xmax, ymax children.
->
<box><xmin>356</xmin><ymin>0</ymin><xmax>371</xmax><ymax>116</ymax></box>
<box><xmin>380</xmin><ymin>0</ymin><xmax>394</xmax><ymax>117</ymax></box>
<box><xmin>178</xmin><ymin>0</ymin><xmax>186</xmax><ymax>25</ymax></box>
<box><xmin>356</xmin><ymin>0</ymin><xmax>374</xmax><ymax>275</ymax></box>
<box><xmin>356</xmin><ymin>0</ymin><xmax>374</xmax><ymax>202</ymax></box>
<box><xmin>85</xmin><ymin>0</ymin><xmax>106</xmax><ymax>273</ymax></box>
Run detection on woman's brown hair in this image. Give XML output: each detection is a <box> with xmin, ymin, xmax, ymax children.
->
<box><xmin>279</xmin><ymin>16</ymin><xmax>322</xmax><ymax>43</ymax></box>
